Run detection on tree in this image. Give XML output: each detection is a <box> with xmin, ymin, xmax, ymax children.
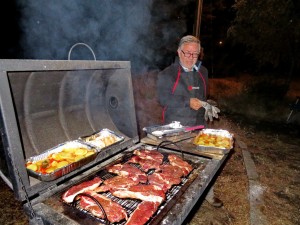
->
<box><xmin>228</xmin><ymin>0</ymin><xmax>300</xmax><ymax>83</ymax></box>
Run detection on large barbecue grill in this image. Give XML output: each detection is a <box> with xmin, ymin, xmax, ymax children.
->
<box><xmin>0</xmin><ymin>59</ymin><xmax>229</xmax><ymax>225</ymax></box>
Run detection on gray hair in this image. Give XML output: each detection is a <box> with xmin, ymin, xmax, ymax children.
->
<box><xmin>178</xmin><ymin>35</ymin><xmax>201</xmax><ymax>49</ymax></box>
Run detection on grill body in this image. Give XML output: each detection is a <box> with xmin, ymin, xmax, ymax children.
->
<box><xmin>0</xmin><ymin>59</ymin><xmax>227</xmax><ymax>225</ymax></box>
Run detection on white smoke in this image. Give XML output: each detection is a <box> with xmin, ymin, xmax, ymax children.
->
<box><xmin>17</xmin><ymin>0</ymin><xmax>192</xmax><ymax>73</ymax></box>
<box><xmin>18</xmin><ymin>1</ymin><xmax>153</xmax><ymax>72</ymax></box>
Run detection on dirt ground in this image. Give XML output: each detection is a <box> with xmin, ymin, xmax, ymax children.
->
<box><xmin>184</xmin><ymin>115</ymin><xmax>300</xmax><ymax>225</ymax></box>
<box><xmin>0</xmin><ymin>74</ymin><xmax>299</xmax><ymax>225</ymax></box>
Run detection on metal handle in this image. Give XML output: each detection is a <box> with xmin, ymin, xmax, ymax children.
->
<box><xmin>68</xmin><ymin>42</ymin><xmax>96</xmax><ymax>61</ymax></box>
<box><xmin>157</xmin><ymin>140</ymin><xmax>185</xmax><ymax>159</ymax></box>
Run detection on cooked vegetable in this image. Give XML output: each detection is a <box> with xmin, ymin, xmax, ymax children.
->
<box><xmin>26</xmin><ymin>147</ymin><xmax>96</xmax><ymax>174</ymax></box>
<box><xmin>193</xmin><ymin>133</ymin><xmax>231</xmax><ymax>149</ymax></box>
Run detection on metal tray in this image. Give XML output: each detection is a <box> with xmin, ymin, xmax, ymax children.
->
<box><xmin>25</xmin><ymin>141</ymin><xmax>97</xmax><ymax>182</ymax></box>
<box><xmin>193</xmin><ymin>129</ymin><xmax>234</xmax><ymax>154</ymax></box>
<box><xmin>79</xmin><ymin>128</ymin><xmax>124</xmax><ymax>152</ymax></box>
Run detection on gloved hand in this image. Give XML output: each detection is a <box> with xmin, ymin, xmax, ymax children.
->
<box><xmin>200</xmin><ymin>100</ymin><xmax>220</xmax><ymax>121</ymax></box>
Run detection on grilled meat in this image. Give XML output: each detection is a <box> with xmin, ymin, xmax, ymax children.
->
<box><xmin>125</xmin><ymin>201</ymin><xmax>160</xmax><ymax>225</ymax></box>
<box><xmin>95</xmin><ymin>176</ymin><xmax>140</xmax><ymax>193</ymax></box>
<box><xmin>107</xmin><ymin>163</ymin><xmax>147</xmax><ymax>183</ymax></box>
<box><xmin>62</xmin><ymin>177</ymin><xmax>102</xmax><ymax>203</ymax></box>
<box><xmin>133</xmin><ymin>149</ymin><xmax>164</xmax><ymax>164</ymax></box>
<box><xmin>168</xmin><ymin>154</ymin><xmax>193</xmax><ymax>176</ymax></box>
<box><xmin>111</xmin><ymin>184</ymin><xmax>166</xmax><ymax>203</ymax></box>
<box><xmin>127</xmin><ymin>155</ymin><xmax>161</xmax><ymax>172</ymax></box>
<box><xmin>148</xmin><ymin>172</ymin><xmax>182</xmax><ymax>193</ymax></box>
<box><xmin>159</xmin><ymin>164</ymin><xmax>185</xmax><ymax>178</ymax></box>
<box><xmin>79</xmin><ymin>191</ymin><xmax>128</xmax><ymax>223</ymax></box>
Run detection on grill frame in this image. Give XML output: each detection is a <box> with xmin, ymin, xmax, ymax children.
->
<box><xmin>0</xmin><ymin>59</ymin><xmax>229</xmax><ymax>225</ymax></box>
<box><xmin>26</xmin><ymin>143</ymin><xmax>224</xmax><ymax>225</ymax></box>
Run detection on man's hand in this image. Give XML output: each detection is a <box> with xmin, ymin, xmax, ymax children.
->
<box><xmin>200</xmin><ymin>100</ymin><xmax>220</xmax><ymax>121</ymax></box>
<box><xmin>190</xmin><ymin>98</ymin><xmax>202</xmax><ymax>110</ymax></box>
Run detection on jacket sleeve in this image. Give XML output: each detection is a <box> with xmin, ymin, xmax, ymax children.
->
<box><xmin>157</xmin><ymin>67</ymin><xmax>190</xmax><ymax>108</ymax></box>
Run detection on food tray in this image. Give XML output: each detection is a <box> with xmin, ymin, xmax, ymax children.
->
<box><xmin>25</xmin><ymin>141</ymin><xmax>97</xmax><ymax>182</ymax></box>
<box><xmin>193</xmin><ymin>129</ymin><xmax>234</xmax><ymax>154</ymax></box>
<box><xmin>79</xmin><ymin>128</ymin><xmax>124</xmax><ymax>152</ymax></box>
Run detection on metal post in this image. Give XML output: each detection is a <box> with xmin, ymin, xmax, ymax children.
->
<box><xmin>194</xmin><ymin>0</ymin><xmax>203</xmax><ymax>38</ymax></box>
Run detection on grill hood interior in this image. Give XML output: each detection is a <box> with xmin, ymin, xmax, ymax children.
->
<box><xmin>0</xmin><ymin>59</ymin><xmax>138</xmax><ymax>200</ymax></box>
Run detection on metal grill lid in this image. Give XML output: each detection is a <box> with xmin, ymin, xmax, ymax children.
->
<box><xmin>0</xmin><ymin>59</ymin><xmax>138</xmax><ymax>201</ymax></box>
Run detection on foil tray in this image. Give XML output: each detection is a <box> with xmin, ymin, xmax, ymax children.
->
<box><xmin>79</xmin><ymin>128</ymin><xmax>124</xmax><ymax>152</ymax></box>
<box><xmin>193</xmin><ymin>129</ymin><xmax>234</xmax><ymax>154</ymax></box>
<box><xmin>26</xmin><ymin>141</ymin><xmax>97</xmax><ymax>182</ymax></box>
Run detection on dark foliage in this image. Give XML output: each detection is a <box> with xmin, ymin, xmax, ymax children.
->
<box><xmin>228</xmin><ymin>0</ymin><xmax>300</xmax><ymax>81</ymax></box>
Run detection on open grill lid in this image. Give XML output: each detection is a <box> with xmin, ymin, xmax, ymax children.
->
<box><xmin>0</xmin><ymin>59</ymin><xmax>139</xmax><ymax>201</ymax></box>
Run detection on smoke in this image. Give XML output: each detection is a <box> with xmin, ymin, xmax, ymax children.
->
<box><xmin>17</xmin><ymin>0</ymin><xmax>194</xmax><ymax>73</ymax></box>
<box><xmin>17</xmin><ymin>0</ymin><xmax>154</xmax><ymax>73</ymax></box>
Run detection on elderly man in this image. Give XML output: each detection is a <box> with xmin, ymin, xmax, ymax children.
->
<box><xmin>157</xmin><ymin>35</ymin><xmax>222</xmax><ymax>207</ymax></box>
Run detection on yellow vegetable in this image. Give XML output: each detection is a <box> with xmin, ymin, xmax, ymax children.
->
<box><xmin>57</xmin><ymin>161</ymin><xmax>69</xmax><ymax>168</ymax></box>
<box><xmin>75</xmin><ymin>148</ymin><xmax>88</xmax><ymax>156</ymax></box>
<box><xmin>27</xmin><ymin>164</ymin><xmax>38</xmax><ymax>171</ymax></box>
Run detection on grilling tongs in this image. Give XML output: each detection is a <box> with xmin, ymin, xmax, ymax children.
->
<box><xmin>151</xmin><ymin>125</ymin><xmax>204</xmax><ymax>137</ymax></box>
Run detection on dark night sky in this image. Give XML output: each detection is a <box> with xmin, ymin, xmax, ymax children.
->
<box><xmin>0</xmin><ymin>1</ymin><xmax>22</xmax><ymax>59</ymax></box>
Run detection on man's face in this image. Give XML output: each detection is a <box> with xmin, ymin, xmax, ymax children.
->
<box><xmin>177</xmin><ymin>42</ymin><xmax>200</xmax><ymax>70</ymax></box>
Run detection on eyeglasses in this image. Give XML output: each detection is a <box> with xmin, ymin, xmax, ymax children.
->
<box><xmin>181</xmin><ymin>50</ymin><xmax>199</xmax><ymax>59</ymax></box>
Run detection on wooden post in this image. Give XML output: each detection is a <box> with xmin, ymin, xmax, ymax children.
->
<box><xmin>194</xmin><ymin>0</ymin><xmax>203</xmax><ymax>38</ymax></box>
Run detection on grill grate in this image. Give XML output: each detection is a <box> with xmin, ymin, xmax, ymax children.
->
<box><xmin>62</xmin><ymin>148</ymin><xmax>207</xmax><ymax>225</ymax></box>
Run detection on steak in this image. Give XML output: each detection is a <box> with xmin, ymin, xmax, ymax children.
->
<box><xmin>168</xmin><ymin>154</ymin><xmax>193</xmax><ymax>176</ymax></box>
<box><xmin>62</xmin><ymin>177</ymin><xmax>102</xmax><ymax>203</ymax></box>
<box><xmin>148</xmin><ymin>172</ymin><xmax>182</xmax><ymax>193</ymax></box>
<box><xmin>107</xmin><ymin>163</ymin><xmax>147</xmax><ymax>183</ymax></box>
<box><xmin>79</xmin><ymin>191</ymin><xmax>128</xmax><ymax>223</ymax></box>
<box><xmin>159</xmin><ymin>164</ymin><xmax>184</xmax><ymax>178</ymax></box>
<box><xmin>125</xmin><ymin>201</ymin><xmax>160</xmax><ymax>225</ymax></box>
<box><xmin>111</xmin><ymin>184</ymin><xmax>166</xmax><ymax>203</ymax></box>
<box><xmin>127</xmin><ymin>155</ymin><xmax>161</xmax><ymax>172</ymax></box>
<box><xmin>133</xmin><ymin>149</ymin><xmax>164</xmax><ymax>164</ymax></box>
<box><xmin>95</xmin><ymin>176</ymin><xmax>140</xmax><ymax>193</ymax></box>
